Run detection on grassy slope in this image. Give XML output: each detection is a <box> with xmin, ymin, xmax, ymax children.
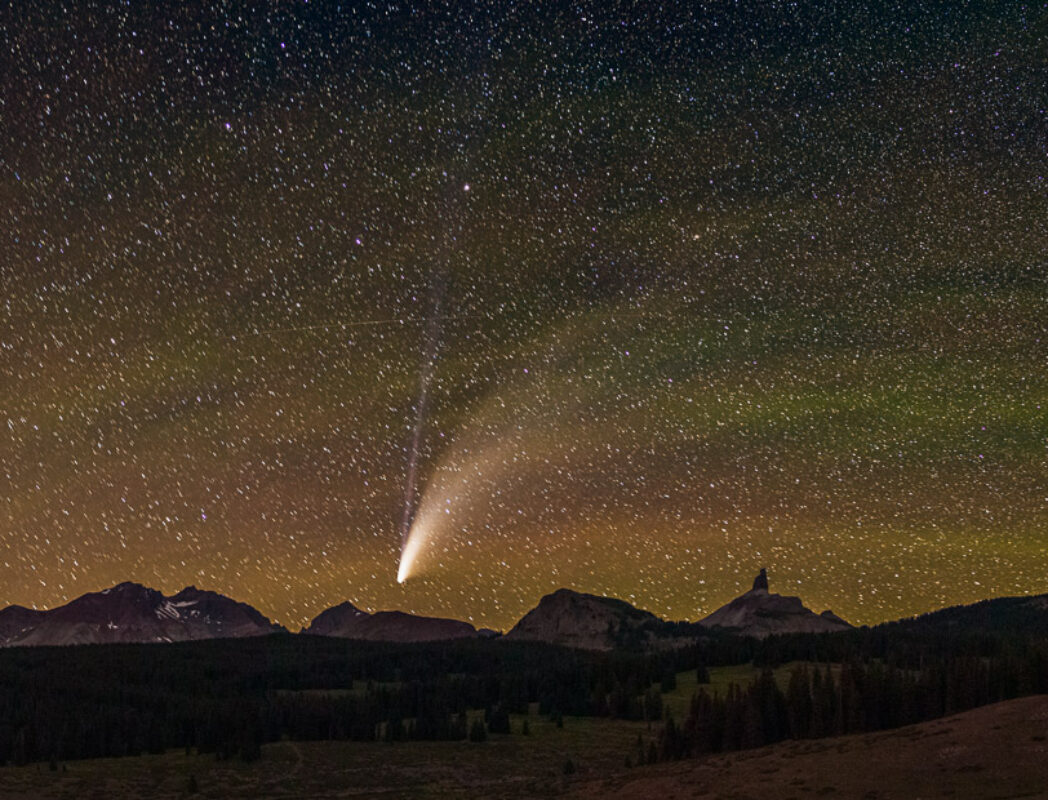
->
<box><xmin>569</xmin><ymin>694</ymin><xmax>1048</xmax><ymax>800</ymax></box>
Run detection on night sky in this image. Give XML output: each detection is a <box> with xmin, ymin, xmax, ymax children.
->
<box><xmin>3</xmin><ymin>1</ymin><xmax>1046</xmax><ymax>631</ymax></box>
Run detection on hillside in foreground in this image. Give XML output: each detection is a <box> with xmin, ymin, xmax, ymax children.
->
<box><xmin>569</xmin><ymin>694</ymin><xmax>1048</xmax><ymax>800</ymax></box>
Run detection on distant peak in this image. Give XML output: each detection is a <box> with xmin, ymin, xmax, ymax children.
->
<box><xmin>171</xmin><ymin>585</ymin><xmax>208</xmax><ymax>600</ymax></box>
<box><xmin>548</xmin><ymin>587</ymin><xmax>581</xmax><ymax>598</ymax></box>
<box><xmin>701</xmin><ymin>568</ymin><xmax>852</xmax><ymax>637</ymax></box>
<box><xmin>752</xmin><ymin>568</ymin><xmax>769</xmax><ymax>592</ymax></box>
<box><xmin>104</xmin><ymin>581</ymin><xmax>158</xmax><ymax>598</ymax></box>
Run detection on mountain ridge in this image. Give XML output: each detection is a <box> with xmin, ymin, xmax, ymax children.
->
<box><xmin>5</xmin><ymin>574</ymin><xmax>1048</xmax><ymax>648</ymax></box>
<box><xmin>0</xmin><ymin>582</ymin><xmax>286</xmax><ymax>647</ymax></box>
<box><xmin>303</xmin><ymin>601</ymin><xmax>480</xmax><ymax>642</ymax></box>
<box><xmin>504</xmin><ymin>587</ymin><xmax>663</xmax><ymax>650</ymax></box>
<box><xmin>698</xmin><ymin>568</ymin><xmax>853</xmax><ymax>638</ymax></box>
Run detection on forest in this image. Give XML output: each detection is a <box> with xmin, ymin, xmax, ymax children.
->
<box><xmin>1</xmin><ymin>617</ymin><xmax>1047</xmax><ymax>769</ymax></box>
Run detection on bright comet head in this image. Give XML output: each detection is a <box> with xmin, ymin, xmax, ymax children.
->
<box><xmin>397</xmin><ymin>516</ymin><xmax>432</xmax><ymax>583</ymax></box>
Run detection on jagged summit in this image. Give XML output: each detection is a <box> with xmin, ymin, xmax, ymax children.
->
<box><xmin>107</xmin><ymin>581</ymin><xmax>150</xmax><ymax>592</ymax></box>
<box><xmin>701</xmin><ymin>569</ymin><xmax>851</xmax><ymax>638</ymax></box>
<box><xmin>752</xmin><ymin>568</ymin><xmax>769</xmax><ymax>592</ymax></box>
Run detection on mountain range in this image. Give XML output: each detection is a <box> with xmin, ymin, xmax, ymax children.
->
<box><xmin>1</xmin><ymin>569</ymin><xmax>1043</xmax><ymax>649</ymax></box>
<box><xmin>0</xmin><ymin>582</ymin><xmax>285</xmax><ymax>646</ymax></box>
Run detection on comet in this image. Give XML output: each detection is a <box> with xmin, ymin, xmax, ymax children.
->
<box><xmin>397</xmin><ymin>300</ymin><xmax>689</xmax><ymax>581</ymax></box>
<box><xmin>396</xmin><ymin>441</ymin><xmax>507</xmax><ymax>583</ymax></box>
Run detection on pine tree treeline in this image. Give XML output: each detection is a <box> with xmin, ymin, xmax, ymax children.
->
<box><xmin>0</xmin><ymin>633</ymin><xmax>702</xmax><ymax>766</ymax></box>
<box><xmin>656</xmin><ymin>647</ymin><xmax>1048</xmax><ymax>763</ymax></box>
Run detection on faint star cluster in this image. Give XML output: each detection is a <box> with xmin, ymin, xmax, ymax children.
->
<box><xmin>2</xmin><ymin>1</ymin><xmax>1046</xmax><ymax>630</ymax></box>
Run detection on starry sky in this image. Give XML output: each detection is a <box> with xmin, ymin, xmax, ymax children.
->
<box><xmin>3</xmin><ymin>1</ymin><xmax>1046</xmax><ymax>631</ymax></box>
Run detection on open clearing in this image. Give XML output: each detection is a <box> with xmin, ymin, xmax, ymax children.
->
<box><xmin>0</xmin><ymin>710</ymin><xmax>652</xmax><ymax>799</ymax></box>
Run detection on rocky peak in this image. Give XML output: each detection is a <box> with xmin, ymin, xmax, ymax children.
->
<box><xmin>110</xmin><ymin>581</ymin><xmax>150</xmax><ymax>592</ymax></box>
<box><xmin>752</xmin><ymin>568</ymin><xmax>769</xmax><ymax>592</ymax></box>
<box><xmin>304</xmin><ymin>602</ymin><xmax>478</xmax><ymax>642</ymax></box>
<box><xmin>303</xmin><ymin>601</ymin><xmax>367</xmax><ymax>637</ymax></box>
<box><xmin>0</xmin><ymin>583</ymin><xmax>284</xmax><ymax>647</ymax></box>
<box><xmin>701</xmin><ymin>569</ymin><xmax>851</xmax><ymax>638</ymax></box>
<box><xmin>504</xmin><ymin>588</ymin><xmax>661</xmax><ymax>650</ymax></box>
